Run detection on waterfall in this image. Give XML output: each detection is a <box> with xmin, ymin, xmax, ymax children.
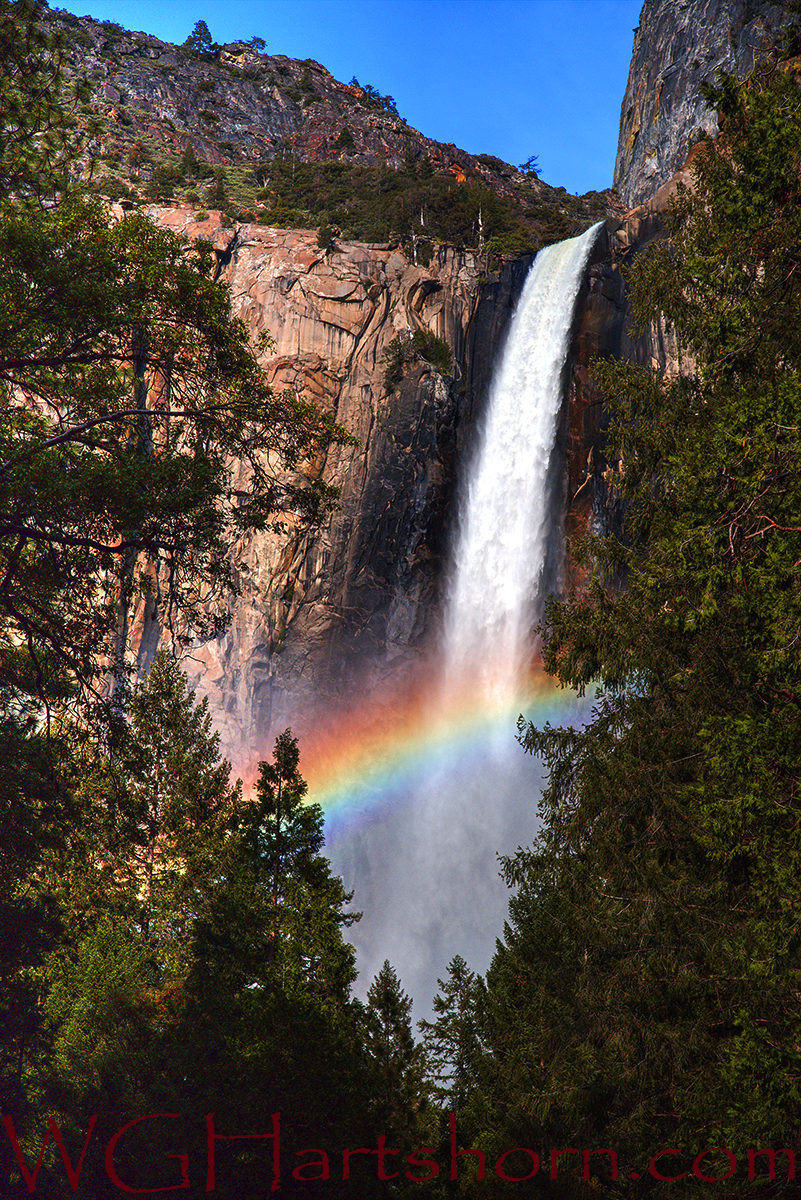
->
<box><xmin>330</xmin><ymin>223</ymin><xmax>601</xmax><ymax>1017</ymax></box>
<box><xmin>442</xmin><ymin>222</ymin><xmax>602</xmax><ymax>700</ymax></box>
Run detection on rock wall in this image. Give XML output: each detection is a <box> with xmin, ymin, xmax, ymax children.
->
<box><xmin>614</xmin><ymin>0</ymin><xmax>790</xmax><ymax>209</ymax></box>
<box><xmin>562</xmin><ymin>169</ymin><xmax>694</xmax><ymax>564</ymax></box>
<box><xmin>147</xmin><ymin>207</ymin><xmax>529</xmax><ymax>755</ymax></box>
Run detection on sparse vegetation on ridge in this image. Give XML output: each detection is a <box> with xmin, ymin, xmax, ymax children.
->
<box><xmin>40</xmin><ymin>2</ymin><xmax>610</xmax><ymax>258</ymax></box>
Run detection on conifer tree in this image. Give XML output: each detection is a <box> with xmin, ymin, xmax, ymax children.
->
<box><xmin>418</xmin><ymin>955</ymin><xmax>479</xmax><ymax>1112</ymax></box>
<box><xmin>0</xmin><ymin>1</ymin><xmax>350</xmax><ymax>713</ymax></box>
<box><xmin>0</xmin><ymin>0</ymin><xmax>92</xmax><ymax>202</ymax></box>
<box><xmin>192</xmin><ymin>730</ymin><xmax>359</xmax><ymax>1001</ymax></box>
<box><xmin>183</xmin><ymin>18</ymin><xmax>215</xmax><ymax>58</ymax></box>
<box><xmin>65</xmin><ymin>653</ymin><xmax>241</xmax><ymax>972</ymax></box>
<box><xmin>364</xmin><ymin>960</ymin><xmax>423</xmax><ymax>1143</ymax></box>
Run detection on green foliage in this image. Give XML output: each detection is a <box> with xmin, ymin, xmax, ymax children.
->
<box><xmin>144</xmin><ymin>156</ymin><xmax>183</xmax><ymax>200</ymax></box>
<box><xmin>317</xmin><ymin>220</ymin><xmax>336</xmax><ymax>250</ymax></box>
<box><xmin>518</xmin><ymin>154</ymin><xmax>540</xmax><ymax>176</ymax></box>
<box><xmin>182</xmin><ymin>18</ymin><xmax>217</xmax><ymax>60</ymax></box>
<box><xmin>382</xmin><ymin>328</ymin><xmax>452</xmax><ymax>392</ymax></box>
<box><xmin>418</xmin><ymin>955</ymin><xmax>480</xmax><ymax>1112</ymax></box>
<box><xmin>126</xmin><ymin>138</ymin><xmax>150</xmax><ymax>173</ymax></box>
<box><xmin>333</xmin><ymin>125</ymin><xmax>355</xmax><ymax>151</ymax></box>
<box><xmin>484</xmin><ymin>67</ymin><xmax>801</xmax><ymax>1193</ymax></box>
<box><xmin>31</xmin><ymin>691</ymin><xmax>382</xmax><ymax>1199</ymax></box>
<box><xmin>0</xmin><ymin>8</ymin><xmax>432</xmax><ymax>1192</ymax></box>
<box><xmin>0</xmin><ymin>194</ymin><xmax>347</xmax><ymax>706</ymax></box>
<box><xmin>350</xmin><ymin>77</ymin><xmax>403</xmax><ymax>121</ymax></box>
<box><xmin>0</xmin><ymin>0</ymin><xmax>93</xmax><ymax>203</ymax></box>
<box><xmin>98</xmin><ymin>19</ymin><xmax>126</xmax><ymax>39</ymax></box>
<box><xmin>77</xmin><ymin>653</ymin><xmax>241</xmax><ymax>969</ymax></box>
<box><xmin>179</xmin><ymin>140</ymin><xmax>212</xmax><ymax>181</ymax></box>
<box><xmin>412</xmin><ymin>327</ymin><xmax>452</xmax><ymax>373</ymax></box>
<box><xmin>365</xmin><ymin>961</ymin><xmax>424</xmax><ymax>1146</ymax></box>
<box><xmin>477</xmin><ymin>153</ymin><xmax>510</xmax><ymax>172</ymax></box>
<box><xmin>252</xmin><ymin>153</ymin><xmax>581</xmax><ymax>253</ymax></box>
<box><xmin>192</xmin><ymin>730</ymin><xmax>359</xmax><ymax>1003</ymax></box>
<box><xmin>204</xmin><ymin>162</ymin><xmax>228</xmax><ymax>206</ymax></box>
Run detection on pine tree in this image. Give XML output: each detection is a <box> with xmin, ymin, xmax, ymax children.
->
<box><xmin>183</xmin><ymin>18</ymin><xmax>216</xmax><ymax>59</ymax></box>
<box><xmin>178</xmin><ymin>139</ymin><xmax>201</xmax><ymax>179</ymax></box>
<box><xmin>81</xmin><ymin>653</ymin><xmax>241</xmax><ymax>972</ymax></box>
<box><xmin>364</xmin><ymin>960</ymin><xmax>423</xmax><ymax>1144</ymax></box>
<box><xmin>0</xmin><ymin>3</ymin><xmax>349</xmax><ymax>714</ymax></box>
<box><xmin>192</xmin><ymin>730</ymin><xmax>359</xmax><ymax>1002</ymax></box>
<box><xmin>204</xmin><ymin>164</ymin><xmax>229</xmax><ymax>209</ymax></box>
<box><xmin>418</xmin><ymin>955</ymin><xmax>479</xmax><ymax>1112</ymax></box>
<box><xmin>0</xmin><ymin>0</ymin><xmax>93</xmax><ymax>203</ymax></box>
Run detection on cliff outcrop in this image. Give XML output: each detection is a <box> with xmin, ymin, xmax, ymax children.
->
<box><xmin>102</xmin><ymin>0</ymin><xmax>796</xmax><ymax>751</ymax></box>
<box><xmin>48</xmin><ymin>4</ymin><xmax>607</xmax><ymax>248</ymax></box>
<box><xmin>614</xmin><ymin>0</ymin><xmax>790</xmax><ymax>209</ymax></box>
<box><xmin>142</xmin><ymin>207</ymin><xmax>528</xmax><ymax>754</ymax></box>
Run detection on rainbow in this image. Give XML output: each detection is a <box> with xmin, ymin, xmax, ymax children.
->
<box><xmin>301</xmin><ymin>661</ymin><xmax>592</xmax><ymax>837</ymax></box>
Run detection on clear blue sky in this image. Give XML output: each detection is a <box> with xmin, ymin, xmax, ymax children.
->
<box><xmin>58</xmin><ymin>0</ymin><xmax>643</xmax><ymax>194</ymax></box>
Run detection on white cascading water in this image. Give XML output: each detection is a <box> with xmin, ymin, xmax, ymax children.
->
<box><xmin>332</xmin><ymin>223</ymin><xmax>602</xmax><ymax>1016</ymax></box>
<box><xmin>442</xmin><ymin>223</ymin><xmax>603</xmax><ymax>701</ymax></box>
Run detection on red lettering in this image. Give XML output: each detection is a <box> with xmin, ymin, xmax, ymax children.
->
<box><xmin>405</xmin><ymin>1147</ymin><xmax>439</xmax><ymax>1182</ymax></box>
<box><xmin>105</xmin><ymin>1114</ymin><xmax>188</xmax><ymax>1193</ymax></box>
<box><xmin>692</xmin><ymin>1148</ymin><xmax>737</xmax><ymax>1182</ymax></box>
<box><xmin>3</xmin><ymin>1114</ymin><xmax>97</xmax><ymax>1192</ymax></box>
<box><xmin>550</xmin><ymin>1148</ymin><xmax>578</xmax><ymax>1178</ymax></box>
<box><xmin>449</xmin><ymin>1112</ymin><xmax>485</xmax><ymax>1181</ymax></box>
<box><xmin>584</xmin><ymin>1149</ymin><xmax>619</xmax><ymax>1180</ymax></box>
<box><xmin>292</xmin><ymin>1150</ymin><xmax>329</xmax><ymax>1181</ymax></box>
<box><xmin>496</xmin><ymin>1148</ymin><xmax>539</xmax><ymax>1181</ymax></box>
<box><xmin>748</xmin><ymin>1148</ymin><xmax>796</xmax><ymax>1181</ymax></box>
<box><xmin>376</xmin><ymin>1135</ymin><xmax>399</xmax><ymax>1180</ymax></box>
<box><xmin>341</xmin><ymin>1147</ymin><xmax>373</xmax><ymax>1179</ymax></box>
<box><xmin>649</xmin><ymin>1149</ymin><xmax>688</xmax><ymax>1182</ymax></box>
<box><xmin>205</xmin><ymin>1112</ymin><xmax>280</xmax><ymax>1193</ymax></box>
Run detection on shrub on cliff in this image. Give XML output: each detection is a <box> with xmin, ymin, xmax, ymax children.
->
<box><xmin>382</xmin><ymin>328</ymin><xmax>452</xmax><ymax>392</ymax></box>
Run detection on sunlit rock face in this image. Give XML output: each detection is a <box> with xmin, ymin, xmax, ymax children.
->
<box><xmin>614</xmin><ymin>0</ymin><xmax>790</xmax><ymax>210</ymax></box>
<box><xmin>146</xmin><ymin>207</ymin><xmax>529</xmax><ymax>757</ymax></box>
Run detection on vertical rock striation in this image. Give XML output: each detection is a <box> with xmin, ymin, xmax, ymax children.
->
<box><xmin>614</xmin><ymin>0</ymin><xmax>790</xmax><ymax>209</ymax></box>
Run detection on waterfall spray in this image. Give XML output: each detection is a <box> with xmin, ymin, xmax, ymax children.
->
<box><xmin>328</xmin><ymin>223</ymin><xmax>602</xmax><ymax>1016</ymax></box>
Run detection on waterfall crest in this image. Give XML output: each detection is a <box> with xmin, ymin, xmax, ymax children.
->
<box><xmin>443</xmin><ymin>222</ymin><xmax>602</xmax><ymax>701</ymax></box>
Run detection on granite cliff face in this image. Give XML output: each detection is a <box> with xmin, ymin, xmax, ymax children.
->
<box><xmin>563</xmin><ymin>174</ymin><xmax>691</xmax><ymax>562</ymax></box>
<box><xmin>614</xmin><ymin>0</ymin><xmax>790</xmax><ymax>208</ymax></box>
<box><xmin>141</xmin><ymin>206</ymin><xmax>528</xmax><ymax>754</ymax></box>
